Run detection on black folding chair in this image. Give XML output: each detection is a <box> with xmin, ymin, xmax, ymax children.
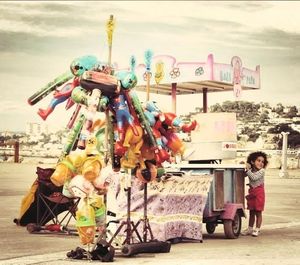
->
<box><xmin>17</xmin><ymin>167</ymin><xmax>79</xmax><ymax>234</ymax></box>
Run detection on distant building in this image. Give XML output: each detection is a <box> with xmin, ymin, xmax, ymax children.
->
<box><xmin>291</xmin><ymin>124</ymin><xmax>300</xmax><ymax>133</ymax></box>
<box><xmin>269</xmin><ymin>117</ymin><xmax>293</xmax><ymax>125</ymax></box>
<box><xmin>293</xmin><ymin>117</ymin><xmax>300</xmax><ymax>122</ymax></box>
<box><xmin>26</xmin><ymin>122</ymin><xmax>48</xmax><ymax>136</ymax></box>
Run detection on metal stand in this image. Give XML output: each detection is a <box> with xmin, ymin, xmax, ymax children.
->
<box><xmin>108</xmin><ymin>171</ymin><xmax>143</xmax><ymax>246</ymax></box>
<box><xmin>107</xmin><ymin>173</ymin><xmax>171</xmax><ymax>256</ymax></box>
<box><xmin>133</xmin><ymin>183</ymin><xmax>154</xmax><ymax>242</ymax></box>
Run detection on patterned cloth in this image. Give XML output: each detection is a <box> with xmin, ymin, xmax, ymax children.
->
<box><xmin>113</xmin><ymin>174</ymin><xmax>212</xmax><ymax>241</ymax></box>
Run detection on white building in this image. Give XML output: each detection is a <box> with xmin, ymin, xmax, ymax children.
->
<box><xmin>26</xmin><ymin>122</ymin><xmax>48</xmax><ymax>136</ymax></box>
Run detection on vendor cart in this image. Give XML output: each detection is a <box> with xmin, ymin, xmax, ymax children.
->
<box><xmin>172</xmin><ymin>112</ymin><xmax>246</xmax><ymax>239</ymax></box>
<box><xmin>116</xmin><ymin>53</ymin><xmax>256</xmax><ymax>241</ymax></box>
<box><xmin>175</xmin><ymin>163</ymin><xmax>246</xmax><ymax>239</ymax></box>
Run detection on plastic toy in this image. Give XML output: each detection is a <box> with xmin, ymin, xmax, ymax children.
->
<box><xmin>24</xmin><ymin>13</ymin><xmax>184</xmax><ymax>259</ymax></box>
<box><xmin>76</xmin><ymin>197</ymin><xmax>96</xmax><ymax>245</ymax></box>
<box><xmin>28</xmin><ymin>55</ymin><xmax>99</xmax><ymax>121</ymax></box>
<box><xmin>110</xmin><ymin>93</ymin><xmax>138</xmax><ymax>142</ymax></box>
<box><xmin>143</xmin><ymin>100</ymin><xmax>197</xmax><ymax>162</ymax></box>
<box><xmin>51</xmin><ymin>136</ymin><xmax>103</xmax><ymax>187</ymax></box>
<box><xmin>27</xmin><ymin>71</ymin><xmax>73</xmax><ymax>106</ymax></box>
<box><xmin>37</xmin><ymin>78</ymin><xmax>79</xmax><ymax>120</ymax></box>
<box><xmin>77</xmin><ymin>89</ymin><xmax>102</xmax><ymax>149</ymax></box>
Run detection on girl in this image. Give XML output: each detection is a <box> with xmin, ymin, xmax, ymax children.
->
<box><xmin>241</xmin><ymin>151</ymin><xmax>268</xmax><ymax>237</ymax></box>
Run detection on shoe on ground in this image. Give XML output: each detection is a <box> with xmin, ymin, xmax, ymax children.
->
<box><xmin>252</xmin><ymin>229</ymin><xmax>260</xmax><ymax>237</ymax></box>
<box><xmin>241</xmin><ymin>228</ymin><xmax>253</xmax><ymax>236</ymax></box>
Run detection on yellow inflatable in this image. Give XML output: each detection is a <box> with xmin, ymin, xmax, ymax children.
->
<box><xmin>51</xmin><ymin>136</ymin><xmax>103</xmax><ymax>187</ymax></box>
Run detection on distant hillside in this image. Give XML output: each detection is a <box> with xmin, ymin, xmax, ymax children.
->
<box><xmin>181</xmin><ymin>101</ymin><xmax>300</xmax><ymax>149</ymax></box>
<box><xmin>209</xmin><ymin>101</ymin><xmax>298</xmax><ymax>123</ymax></box>
<box><xmin>211</xmin><ymin>101</ymin><xmax>300</xmax><ymax>149</ymax></box>
<box><xmin>1</xmin><ymin>101</ymin><xmax>300</xmax><ymax>150</ymax></box>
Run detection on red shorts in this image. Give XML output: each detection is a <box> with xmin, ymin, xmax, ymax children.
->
<box><xmin>246</xmin><ymin>185</ymin><xmax>265</xmax><ymax>211</ymax></box>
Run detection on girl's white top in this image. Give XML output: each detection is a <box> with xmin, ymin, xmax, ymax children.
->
<box><xmin>246</xmin><ymin>168</ymin><xmax>265</xmax><ymax>188</ymax></box>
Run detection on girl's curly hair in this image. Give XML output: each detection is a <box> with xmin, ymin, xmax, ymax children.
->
<box><xmin>247</xmin><ymin>151</ymin><xmax>268</xmax><ymax>168</ymax></box>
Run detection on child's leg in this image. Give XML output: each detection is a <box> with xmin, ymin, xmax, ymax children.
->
<box><xmin>249</xmin><ymin>210</ymin><xmax>255</xmax><ymax>227</ymax></box>
<box><xmin>255</xmin><ymin>211</ymin><xmax>262</xmax><ymax>228</ymax></box>
<box><xmin>241</xmin><ymin>210</ymin><xmax>256</xmax><ymax>235</ymax></box>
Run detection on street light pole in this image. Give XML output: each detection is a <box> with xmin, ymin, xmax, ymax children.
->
<box><xmin>279</xmin><ymin>132</ymin><xmax>289</xmax><ymax>178</ymax></box>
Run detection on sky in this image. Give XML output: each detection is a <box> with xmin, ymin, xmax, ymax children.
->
<box><xmin>0</xmin><ymin>1</ymin><xmax>300</xmax><ymax>132</ymax></box>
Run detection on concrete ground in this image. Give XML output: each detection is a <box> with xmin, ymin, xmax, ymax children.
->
<box><xmin>0</xmin><ymin>163</ymin><xmax>299</xmax><ymax>265</ymax></box>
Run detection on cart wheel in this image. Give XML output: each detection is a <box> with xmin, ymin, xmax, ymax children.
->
<box><xmin>206</xmin><ymin>223</ymin><xmax>216</xmax><ymax>234</ymax></box>
<box><xmin>26</xmin><ymin>223</ymin><xmax>41</xmax><ymax>233</ymax></box>
<box><xmin>223</xmin><ymin>213</ymin><xmax>241</xmax><ymax>239</ymax></box>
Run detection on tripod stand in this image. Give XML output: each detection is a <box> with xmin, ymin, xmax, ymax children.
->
<box><xmin>107</xmin><ymin>171</ymin><xmax>171</xmax><ymax>256</ymax></box>
<box><xmin>132</xmin><ymin>183</ymin><xmax>154</xmax><ymax>242</ymax></box>
<box><xmin>108</xmin><ymin>170</ymin><xmax>143</xmax><ymax>246</ymax></box>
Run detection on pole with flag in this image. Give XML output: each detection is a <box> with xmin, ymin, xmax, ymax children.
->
<box><xmin>105</xmin><ymin>15</ymin><xmax>115</xmax><ymax>164</ymax></box>
<box><xmin>106</xmin><ymin>14</ymin><xmax>115</xmax><ymax>67</ymax></box>
<box><xmin>144</xmin><ymin>50</ymin><xmax>153</xmax><ymax>102</ymax></box>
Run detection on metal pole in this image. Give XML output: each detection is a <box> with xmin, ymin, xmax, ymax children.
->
<box><xmin>144</xmin><ymin>50</ymin><xmax>153</xmax><ymax>102</ymax></box>
<box><xmin>106</xmin><ymin>14</ymin><xmax>115</xmax><ymax>66</ymax></box>
<box><xmin>203</xmin><ymin>88</ymin><xmax>208</xmax><ymax>113</ymax></box>
<box><xmin>146</xmin><ymin>72</ymin><xmax>150</xmax><ymax>102</ymax></box>
<box><xmin>279</xmin><ymin>132</ymin><xmax>289</xmax><ymax>178</ymax></box>
<box><xmin>105</xmin><ymin>15</ymin><xmax>115</xmax><ymax>164</ymax></box>
<box><xmin>126</xmin><ymin>169</ymin><xmax>132</xmax><ymax>244</ymax></box>
<box><xmin>143</xmin><ymin>183</ymin><xmax>148</xmax><ymax>242</ymax></box>
<box><xmin>171</xmin><ymin>83</ymin><xmax>177</xmax><ymax>114</ymax></box>
<box><xmin>14</xmin><ymin>141</ymin><xmax>19</xmax><ymax>163</ymax></box>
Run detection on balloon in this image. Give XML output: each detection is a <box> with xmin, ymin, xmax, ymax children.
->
<box><xmin>136</xmin><ymin>161</ymin><xmax>157</xmax><ymax>183</ymax></box>
<box><xmin>50</xmin><ymin>162</ymin><xmax>74</xmax><ymax>187</ymax></box>
<box><xmin>77</xmin><ymin>226</ymin><xmax>95</xmax><ymax>245</ymax></box>
<box><xmin>76</xmin><ymin>197</ymin><xmax>96</xmax><ymax>245</ymax></box>
<box><xmin>82</xmin><ymin>156</ymin><xmax>102</xmax><ymax>182</ymax></box>
<box><xmin>70</xmin><ymin>55</ymin><xmax>98</xmax><ymax>77</ymax></box>
<box><xmin>68</xmin><ymin>175</ymin><xmax>95</xmax><ymax>198</ymax></box>
<box><xmin>123</xmin><ymin>124</ymin><xmax>144</xmax><ymax>154</ymax></box>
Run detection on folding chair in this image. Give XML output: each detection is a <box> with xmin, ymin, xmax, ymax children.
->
<box><xmin>16</xmin><ymin>167</ymin><xmax>79</xmax><ymax>234</ymax></box>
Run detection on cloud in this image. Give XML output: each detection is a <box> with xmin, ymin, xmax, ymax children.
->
<box><xmin>0</xmin><ymin>1</ymin><xmax>130</xmax><ymax>34</ymax></box>
<box><xmin>1</xmin><ymin>2</ymin><xmax>298</xmax><ymax>58</ymax></box>
<box><xmin>0</xmin><ymin>100</ymin><xmax>28</xmax><ymax>113</ymax></box>
<box><xmin>233</xmin><ymin>28</ymin><xmax>300</xmax><ymax>68</ymax></box>
<box><xmin>0</xmin><ymin>28</ymin><xmax>95</xmax><ymax>54</ymax></box>
<box><xmin>221</xmin><ymin>1</ymin><xmax>273</xmax><ymax>12</ymax></box>
<box><xmin>0</xmin><ymin>2</ymin><xmax>129</xmax><ymax>58</ymax></box>
<box><xmin>184</xmin><ymin>16</ymin><xmax>243</xmax><ymax>30</ymax></box>
<box><xmin>0</xmin><ymin>1</ymin><xmax>299</xmax><ymax>132</ymax></box>
<box><xmin>0</xmin><ymin>2</ymin><xmax>83</xmax><ymax>18</ymax></box>
<box><xmin>249</xmin><ymin>28</ymin><xmax>300</xmax><ymax>53</ymax></box>
<box><xmin>0</xmin><ymin>11</ymin><xmax>98</xmax><ymax>38</ymax></box>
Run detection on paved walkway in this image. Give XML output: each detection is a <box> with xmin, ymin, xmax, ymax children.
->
<box><xmin>0</xmin><ymin>163</ymin><xmax>299</xmax><ymax>265</ymax></box>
